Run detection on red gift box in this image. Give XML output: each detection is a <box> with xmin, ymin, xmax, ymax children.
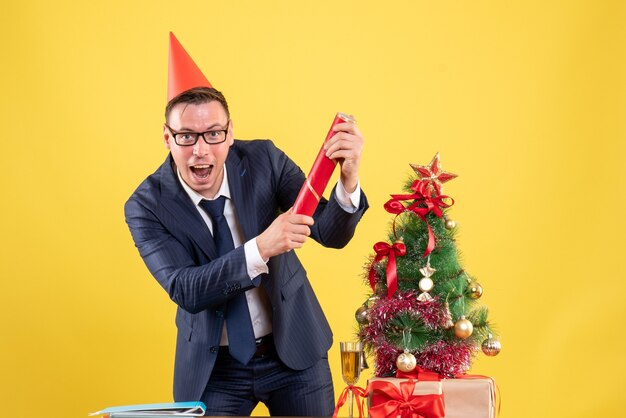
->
<box><xmin>367</xmin><ymin>378</ymin><xmax>444</xmax><ymax>418</ymax></box>
<box><xmin>438</xmin><ymin>377</ymin><xmax>496</xmax><ymax>418</ymax></box>
<box><xmin>292</xmin><ymin>113</ymin><xmax>355</xmax><ymax>216</ymax></box>
<box><xmin>367</xmin><ymin>376</ymin><xmax>496</xmax><ymax>418</ymax></box>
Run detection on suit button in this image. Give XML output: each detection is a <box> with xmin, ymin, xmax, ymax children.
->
<box><xmin>215</xmin><ymin>310</ymin><xmax>224</xmax><ymax>318</ymax></box>
<box><xmin>210</xmin><ymin>346</ymin><xmax>219</xmax><ymax>354</ymax></box>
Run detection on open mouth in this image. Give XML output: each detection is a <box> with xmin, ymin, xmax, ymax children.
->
<box><xmin>190</xmin><ymin>164</ymin><xmax>213</xmax><ymax>179</ymax></box>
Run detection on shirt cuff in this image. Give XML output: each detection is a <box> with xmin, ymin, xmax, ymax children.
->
<box><xmin>335</xmin><ymin>178</ymin><xmax>361</xmax><ymax>213</ymax></box>
<box><xmin>244</xmin><ymin>238</ymin><xmax>269</xmax><ymax>280</ymax></box>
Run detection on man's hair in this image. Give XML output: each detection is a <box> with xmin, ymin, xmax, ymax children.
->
<box><xmin>165</xmin><ymin>87</ymin><xmax>230</xmax><ymax>122</ymax></box>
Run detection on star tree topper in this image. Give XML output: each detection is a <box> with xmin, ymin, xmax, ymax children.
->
<box><xmin>410</xmin><ymin>152</ymin><xmax>458</xmax><ymax>195</ymax></box>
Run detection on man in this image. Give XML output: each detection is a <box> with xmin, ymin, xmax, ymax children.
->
<box><xmin>125</xmin><ymin>33</ymin><xmax>368</xmax><ymax>416</ymax></box>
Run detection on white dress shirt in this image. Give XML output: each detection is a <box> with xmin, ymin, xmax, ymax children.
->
<box><xmin>177</xmin><ymin>166</ymin><xmax>361</xmax><ymax>345</ymax></box>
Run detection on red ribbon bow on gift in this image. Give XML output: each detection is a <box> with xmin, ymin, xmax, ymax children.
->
<box><xmin>332</xmin><ymin>385</ymin><xmax>367</xmax><ymax>418</ymax></box>
<box><xmin>369</xmin><ymin>241</ymin><xmax>406</xmax><ymax>298</ymax></box>
<box><xmin>366</xmin><ymin>379</ymin><xmax>445</xmax><ymax>418</ymax></box>
<box><xmin>384</xmin><ymin>179</ymin><xmax>454</xmax><ymax>258</ymax></box>
<box><xmin>396</xmin><ymin>366</ymin><xmax>442</xmax><ymax>381</ymax></box>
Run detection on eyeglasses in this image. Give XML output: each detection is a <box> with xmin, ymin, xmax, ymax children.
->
<box><xmin>165</xmin><ymin>122</ymin><xmax>230</xmax><ymax>146</ymax></box>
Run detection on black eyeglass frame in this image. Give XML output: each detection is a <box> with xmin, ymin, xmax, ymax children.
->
<box><xmin>164</xmin><ymin>122</ymin><xmax>230</xmax><ymax>146</ymax></box>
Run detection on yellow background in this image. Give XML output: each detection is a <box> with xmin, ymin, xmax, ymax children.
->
<box><xmin>2</xmin><ymin>1</ymin><xmax>625</xmax><ymax>417</ymax></box>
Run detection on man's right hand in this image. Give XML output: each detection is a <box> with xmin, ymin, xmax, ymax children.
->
<box><xmin>256</xmin><ymin>209</ymin><xmax>314</xmax><ymax>260</ymax></box>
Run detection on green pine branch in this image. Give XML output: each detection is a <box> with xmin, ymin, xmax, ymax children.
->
<box><xmin>386</xmin><ymin>312</ymin><xmax>443</xmax><ymax>351</ymax></box>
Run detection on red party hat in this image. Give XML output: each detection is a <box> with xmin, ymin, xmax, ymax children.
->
<box><xmin>167</xmin><ymin>32</ymin><xmax>212</xmax><ymax>101</ymax></box>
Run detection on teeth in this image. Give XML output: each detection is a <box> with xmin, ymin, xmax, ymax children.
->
<box><xmin>193</xmin><ymin>165</ymin><xmax>211</xmax><ymax>168</ymax></box>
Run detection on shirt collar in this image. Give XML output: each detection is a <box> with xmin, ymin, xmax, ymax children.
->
<box><xmin>177</xmin><ymin>165</ymin><xmax>231</xmax><ymax>205</ymax></box>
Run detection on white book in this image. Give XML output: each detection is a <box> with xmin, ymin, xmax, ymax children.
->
<box><xmin>89</xmin><ymin>401</ymin><xmax>206</xmax><ymax>417</ymax></box>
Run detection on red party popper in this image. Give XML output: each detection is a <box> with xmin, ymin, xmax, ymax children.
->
<box><xmin>292</xmin><ymin>112</ymin><xmax>356</xmax><ymax>216</ymax></box>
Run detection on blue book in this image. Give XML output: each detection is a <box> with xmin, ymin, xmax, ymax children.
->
<box><xmin>89</xmin><ymin>401</ymin><xmax>206</xmax><ymax>417</ymax></box>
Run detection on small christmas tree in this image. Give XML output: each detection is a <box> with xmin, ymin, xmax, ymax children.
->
<box><xmin>357</xmin><ymin>153</ymin><xmax>501</xmax><ymax>377</ymax></box>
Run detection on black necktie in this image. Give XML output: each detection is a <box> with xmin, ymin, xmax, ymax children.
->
<box><xmin>199</xmin><ymin>196</ymin><xmax>256</xmax><ymax>364</ymax></box>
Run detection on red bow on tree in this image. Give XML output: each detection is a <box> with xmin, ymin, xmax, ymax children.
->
<box><xmin>384</xmin><ymin>179</ymin><xmax>454</xmax><ymax>258</ymax></box>
<box><xmin>369</xmin><ymin>241</ymin><xmax>406</xmax><ymax>298</ymax></box>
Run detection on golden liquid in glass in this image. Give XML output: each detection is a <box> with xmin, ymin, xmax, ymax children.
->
<box><xmin>341</xmin><ymin>350</ymin><xmax>362</xmax><ymax>385</ymax></box>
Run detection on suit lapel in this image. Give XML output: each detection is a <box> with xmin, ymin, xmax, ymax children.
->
<box><xmin>159</xmin><ymin>154</ymin><xmax>218</xmax><ymax>260</ymax></box>
<box><xmin>227</xmin><ymin>146</ymin><xmax>275</xmax><ymax>299</ymax></box>
<box><xmin>226</xmin><ymin>145</ymin><xmax>258</xmax><ymax>242</ymax></box>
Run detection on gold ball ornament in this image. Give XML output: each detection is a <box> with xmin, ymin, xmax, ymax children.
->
<box><xmin>355</xmin><ymin>305</ymin><xmax>369</xmax><ymax>325</ymax></box>
<box><xmin>482</xmin><ymin>335</ymin><xmax>502</xmax><ymax>356</ymax></box>
<box><xmin>454</xmin><ymin>316</ymin><xmax>473</xmax><ymax>339</ymax></box>
<box><xmin>396</xmin><ymin>350</ymin><xmax>417</xmax><ymax>372</ymax></box>
<box><xmin>467</xmin><ymin>282</ymin><xmax>483</xmax><ymax>299</ymax></box>
<box><xmin>445</xmin><ymin>219</ymin><xmax>456</xmax><ymax>229</ymax></box>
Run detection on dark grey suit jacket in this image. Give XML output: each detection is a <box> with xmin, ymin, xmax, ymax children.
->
<box><xmin>125</xmin><ymin>139</ymin><xmax>368</xmax><ymax>401</ymax></box>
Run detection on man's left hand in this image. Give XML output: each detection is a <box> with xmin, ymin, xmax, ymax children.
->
<box><xmin>323</xmin><ymin>116</ymin><xmax>363</xmax><ymax>193</ymax></box>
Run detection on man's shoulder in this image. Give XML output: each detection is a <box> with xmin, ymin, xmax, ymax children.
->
<box><xmin>231</xmin><ymin>138</ymin><xmax>280</xmax><ymax>155</ymax></box>
<box><xmin>229</xmin><ymin>139</ymin><xmax>291</xmax><ymax>169</ymax></box>
<box><xmin>125</xmin><ymin>156</ymin><xmax>172</xmax><ymax>209</ymax></box>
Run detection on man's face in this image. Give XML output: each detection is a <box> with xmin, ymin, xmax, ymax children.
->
<box><xmin>164</xmin><ymin>100</ymin><xmax>234</xmax><ymax>199</ymax></box>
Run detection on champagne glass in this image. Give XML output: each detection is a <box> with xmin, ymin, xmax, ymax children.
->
<box><xmin>340</xmin><ymin>341</ymin><xmax>363</xmax><ymax>418</ymax></box>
